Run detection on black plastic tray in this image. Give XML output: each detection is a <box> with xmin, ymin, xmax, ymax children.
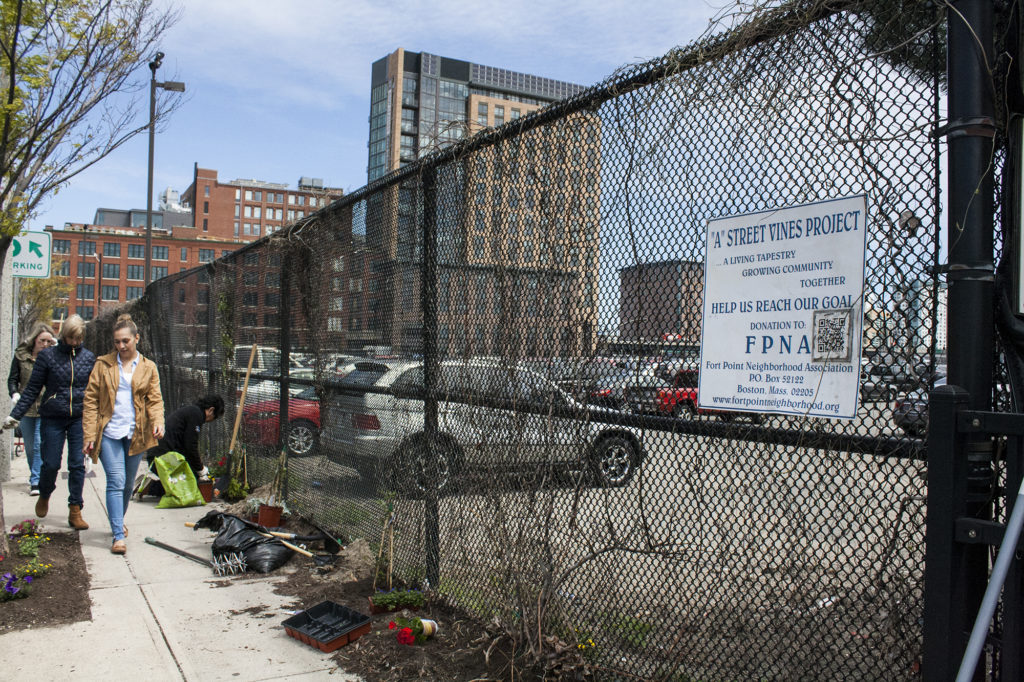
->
<box><xmin>282</xmin><ymin>601</ymin><xmax>371</xmax><ymax>652</ymax></box>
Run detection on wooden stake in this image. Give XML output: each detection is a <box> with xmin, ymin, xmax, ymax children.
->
<box><xmin>228</xmin><ymin>344</ymin><xmax>258</xmax><ymax>484</ymax></box>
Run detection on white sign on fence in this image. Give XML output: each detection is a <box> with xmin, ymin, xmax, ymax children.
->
<box><xmin>12</xmin><ymin>232</ymin><xmax>51</xmax><ymax>279</ymax></box>
<box><xmin>698</xmin><ymin>195</ymin><xmax>868</xmax><ymax>420</ymax></box>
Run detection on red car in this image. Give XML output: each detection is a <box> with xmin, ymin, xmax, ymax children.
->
<box><xmin>641</xmin><ymin>370</ymin><xmax>764</xmax><ymax>423</ymax></box>
<box><xmin>241</xmin><ymin>386</ymin><xmax>320</xmax><ymax>456</ymax></box>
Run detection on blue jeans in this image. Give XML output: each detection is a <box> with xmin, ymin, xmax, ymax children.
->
<box><xmin>98</xmin><ymin>435</ymin><xmax>143</xmax><ymax>542</ymax></box>
<box><xmin>20</xmin><ymin>416</ymin><xmax>42</xmax><ymax>487</ymax></box>
<box><xmin>39</xmin><ymin>416</ymin><xmax>85</xmax><ymax>507</ymax></box>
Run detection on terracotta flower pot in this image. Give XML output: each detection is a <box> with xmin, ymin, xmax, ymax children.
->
<box><xmin>197</xmin><ymin>481</ymin><xmax>214</xmax><ymax>503</ymax></box>
<box><xmin>257</xmin><ymin>504</ymin><xmax>283</xmax><ymax>528</ymax></box>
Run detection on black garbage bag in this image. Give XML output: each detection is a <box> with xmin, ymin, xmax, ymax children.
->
<box><xmin>194</xmin><ymin>511</ymin><xmax>293</xmax><ymax>573</ymax></box>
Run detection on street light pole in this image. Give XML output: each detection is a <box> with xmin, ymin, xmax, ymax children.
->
<box><xmin>145</xmin><ymin>52</ymin><xmax>185</xmax><ymax>287</ymax></box>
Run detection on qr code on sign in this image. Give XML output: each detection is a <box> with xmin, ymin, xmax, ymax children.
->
<box><xmin>812</xmin><ymin>309</ymin><xmax>852</xmax><ymax>362</ymax></box>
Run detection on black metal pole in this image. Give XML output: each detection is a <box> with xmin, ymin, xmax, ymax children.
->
<box><xmin>421</xmin><ymin>168</ymin><xmax>440</xmax><ymax>588</ymax></box>
<box><xmin>279</xmin><ymin>253</ymin><xmax>291</xmax><ymax>451</ymax></box>
<box><xmin>924</xmin><ymin>2</ymin><xmax>997</xmax><ymax>680</ymax></box>
<box><xmin>145</xmin><ymin>57</ymin><xmax>158</xmax><ymax>287</ymax></box>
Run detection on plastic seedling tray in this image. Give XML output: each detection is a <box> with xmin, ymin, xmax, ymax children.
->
<box><xmin>282</xmin><ymin>601</ymin><xmax>371</xmax><ymax>653</ymax></box>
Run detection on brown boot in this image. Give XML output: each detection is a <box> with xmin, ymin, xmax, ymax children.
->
<box><xmin>35</xmin><ymin>496</ymin><xmax>49</xmax><ymax>518</ymax></box>
<box><xmin>68</xmin><ymin>505</ymin><xmax>89</xmax><ymax>530</ymax></box>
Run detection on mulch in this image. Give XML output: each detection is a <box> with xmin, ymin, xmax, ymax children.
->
<box><xmin>0</xmin><ymin>531</ymin><xmax>92</xmax><ymax>633</ymax></box>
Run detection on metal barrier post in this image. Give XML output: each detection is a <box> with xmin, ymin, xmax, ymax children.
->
<box><xmin>421</xmin><ymin>168</ymin><xmax>440</xmax><ymax>587</ymax></box>
<box><xmin>923</xmin><ymin>385</ymin><xmax>972</xmax><ymax>680</ymax></box>
<box><xmin>937</xmin><ymin>2</ymin><xmax>997</xmax><ymax>679</ymax></box>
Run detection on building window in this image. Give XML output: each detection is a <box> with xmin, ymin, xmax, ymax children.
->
<box><xmin>288</xmin><ymin>194</ymin><xmax>295</xmax><ymax>205</ymax></box>
<box><xmin>287</xmin><ymin>210</ymin><xmax>295</xmax><ymax>221</ymax></box>
<box><xmin>197</xmin><ymin>289</ymin><xmax>209</xmax><ymax>304</ymax></box>
<box><xmin>77</xmin><ymin>262</ymin><xmax>95</xmax><ymax>278</ymax></box>
<box><xmin>126</xmin><ymin>287</ymin><xmax>143</xmax><ymax>300</ymax></box>
<box><xmin>178</xmin><ymin>288</ymin><xmax>186</xmax><ymax>303</ymax></box>
<box><xmin>242</xmin><ymin>292</ymin><xmax>259</xmax><ymax>307</ymax></box>
<box><xmin>152</xmin><ymin>266</ymin><xmax>168</xmax><ymax>280</ymax></box>
<box><xmin>76</xmin><ymin>306</ymin><xmax>94</xmax><ymax>321</ymax></box>
<box><xmin>204</xmin><ymin>185</ymin><xmax>210</xmax><ymax>197</ymax></box>
<box><xmin>511</xmin><ymin>108</ymin><xmax>521</xmax><ymax>119</ymax></box>
<box><xmin>102</xmin><ymin>263</ymin><xmax>119</xmax><ymax>279</ymax></box>
<box><xmin>127</xmin><ymin>265</ymin><xmax>144</xmax><ymax>280</ymax></box>
<box><xmin>253</xmin><ymin>207</ymin><xmax>261</xmax><ymax>218</ymax></box>
<box><xmin>127</xmin><ymin>244</ymin><xmax>144</xmax><ymax>259</ymax></box>
<box><xmin>244</xmin><ymin>206</ymin><xmax>252</xmax><ymax>218</ymax></box>
<box><xmin>235</xmin><ymin>189</ymin><xmax>240</xmax><ymax>200</ymax></box>
<box><xmin>203</xmin><ymin>218</ymin><xmax>208</xmax><ymax>231</ymax></box>
<box><xmin>103</xmin><ymin>242</ymin><xmax>120</xmax><ymax>257</ymax></box>
<box><xmin>78</xmin><ymin>241</ymin><xmax>96</xmax><ymax>256</ymax></box>
<box><xmin>242</xmin><ymin>271</ymin><xmax>258</xmax><ymax>286</ymax></box>
<box><xmin>180</xmin><ymin>247</ymin><xmax>188</xmax><ymax>261</ymax></box>
<box><xmin>494</xmin><ymin>105</ymin><xmax>504</xmax><ymax>126</ymax></box>
<box><xmin>53</xmin><ymin>239</ymin><xmax>71</xmax><ymax>254</ymax></box>
<box><xmin>254</xmin><ymin>190</ymin><xmax>261</xmax><ymax>201</ymax></box>
<box><xmin>53</xmin><ymin>306</ymin><xmax>68</xmax><ymax>319</ymax></box>
<box><xmin>264</xmin><ymin>313</ymin><xmax>279</xmax><ymax>326</ymax></box>
<box><xmin>245</xmin><ymin>190</ymin><xmax>252</xmax><ymax>201</ymax></box>
<box><xmin>265</xmin><ymin>272</ymin><xmax>280</xmax><ymax>288</ymax></box>
<box><xmin>203</xmin><ymin>201</ymin><xmax>209</xmax><ymax>213</ymax></box>
<box><xmin>265</xmin><ymin>292</ymin><xmax>280</xmax><ymax>307</ymax></box>
<box><xmin>101</xmin><ymin>285</ymin><xmax>119</xmax><ymax>301</ymax></box>
<box><xmin>152</xmin><ymin>246</ymin><xmax>168</xmax><ymax>260</ymax></box>
<box><xmin>234</xmin><ymin>222</ymin><xmax>239</xmax><ymax>237</ymax></box>
<box><xmin>57</xmin><ymin>261</ymin><xmax>70</xmax><ymax>277</ymax></box>
<box><xmin>234</xmin><ymin>205</ymin><xmax>240</xmax><ymax>218</ymax></box>
<box><xmin>76</xmin><ymin>284</ymin><xmax>94</xmax><ymax>299</ymax></box>
<box><xmin>221</xmin><ymin>249</ymin><xmax>233</xmax><ymax>257</ymax></box>
<box><xmin>297</xmin><ymin>195</ymin><xmax>305</xmax><ymax>206</ymax></box>
<box><xmin>198</xmin><ymin>248</ymin><xmax>215</xmax><ymax>263</ymax></box>
<box><xmin>241</xmin><ymin>312</ymin><xmax>258</xmax><ymax>326</ymax></box>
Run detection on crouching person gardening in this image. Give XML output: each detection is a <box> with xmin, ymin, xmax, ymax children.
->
<box><xmin>83</xmin><ymin>314</ymin><xmax>165</xmax><ymax>555</ymax></box>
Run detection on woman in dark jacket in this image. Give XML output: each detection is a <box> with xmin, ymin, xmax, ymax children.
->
<box><xmin>7</xmin><ymin>323</ymin><xmax>56</xmax><ymax>495</ymax></box>
<box><xmin>4</xmin><ymin>315</ymin><xmax>96</xmax><ymax>529</ymax></box>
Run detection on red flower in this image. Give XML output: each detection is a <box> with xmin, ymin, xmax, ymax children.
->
<box><xmin>396</xmin><ymin>627</ymin><xmax>415</xmax><ymax>645</ymax></box>
<box><xmin>388</xmin><ymin>621</ymin><xmax>397</xmax><ymax>630</ymax></box>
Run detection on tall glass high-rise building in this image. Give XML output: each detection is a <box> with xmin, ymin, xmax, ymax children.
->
<box><xmin>368</xmin><ymin>48</ymin><xmax>584</xmax><ymax>181</ymax></box>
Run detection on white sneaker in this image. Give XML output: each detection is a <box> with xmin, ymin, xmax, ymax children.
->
<box><xmin>29</xmin><ymin>487</ymin><xmax>40</xmax><ymax>496</ymax></box>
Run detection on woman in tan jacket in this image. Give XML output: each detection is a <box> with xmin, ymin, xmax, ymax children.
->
<box><xmin>83</xmin><ymin>314</ymin><xmax>165</xmax><ymax>555</ymax></box>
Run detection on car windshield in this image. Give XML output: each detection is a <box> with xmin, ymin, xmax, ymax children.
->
<box><xmin>296</xmin><ymin>387</ymin><xmax>317</xmax><ymax>400</ymax></box>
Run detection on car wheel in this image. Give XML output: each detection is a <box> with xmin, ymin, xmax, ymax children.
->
<box><xmin>286</xmin><ymin>420</ymin><xmax>318</xmax><ymax>457</ymax></box>
<box><xmin>592</xmin><ymin>435</ymin><xmax>639</xmax><ymax>487</ymax></box>
<box><xmin>396</xmin><ymin>437</ymin><xmax>460</xmax><ymax>497</ymax></box>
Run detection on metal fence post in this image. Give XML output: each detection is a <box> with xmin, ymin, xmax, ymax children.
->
<box><xmin>279</xmin><ymin>252</ymin><xmax>291</xmax><ymax>451</ymax></box>
<box><xmin>421</xmin><ymin>167</ymin><xmax>440</xmax><ymax>588</ymax></box>
<box><xmin>931</xmin><ymin>2</ymin><xmax>997</xmax><ymax>679</ymax></box>
<box><xmin>923</xmin><ymin>385</ymin><xmax>971</xmax><ymax>680</ymax></box>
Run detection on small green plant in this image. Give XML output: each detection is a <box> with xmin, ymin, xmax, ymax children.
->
<box><xmin>16</xmin><ymin>557</ymin><xmax>52</xmax><ymax>578</ymax></box>
<box><xmin>371</xmin><ymin>588</ymin><xmax>426</xmax><ymax>610</ymax></box>
<box><xmin>17</xmin><ymin>533</ymin><xmax>49</xmax><ymax>558</ymax></box>
<box><xmin>1</xmin><ymin>572</ymin><xmax>33</xmax><ymax>601</ymax></box>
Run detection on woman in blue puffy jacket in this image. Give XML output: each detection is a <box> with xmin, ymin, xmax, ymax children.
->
<box><xmin>6</xmin><ymin>315</ymin><xmax>96</xmax><ymax>530</ymax></box>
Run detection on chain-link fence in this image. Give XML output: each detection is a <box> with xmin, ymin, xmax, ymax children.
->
<box><xmin>99</xmin><ymin>2</ymin><xmax>957</xmax><ymax>678</ymax></box>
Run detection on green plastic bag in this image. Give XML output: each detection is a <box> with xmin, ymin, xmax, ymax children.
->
<box><xmin>154</xmin><ymin>452</ymin><xmax>206</xmax><ymax>509</ymax></box>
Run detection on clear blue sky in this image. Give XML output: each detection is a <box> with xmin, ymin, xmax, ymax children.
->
<box><xmin>28</xmin><ymin>0</ymin><xmax>721</xmax><ymax>231</ymax></box>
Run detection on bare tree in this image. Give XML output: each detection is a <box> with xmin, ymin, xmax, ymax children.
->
<box><xmin>0</xmin><ymin>0</ymin><xmax>181</xmax><ymax>557</ymax></box>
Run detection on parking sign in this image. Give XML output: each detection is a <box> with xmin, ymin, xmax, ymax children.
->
<box><xmin>12</xmin><ymin>232</ymin><xmax>51</xmax><ymax>278</ymax></box>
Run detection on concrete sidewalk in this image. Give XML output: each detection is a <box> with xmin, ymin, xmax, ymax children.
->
<box><xmin>0</xmin><ymin>465</ymin><xmax>358</xmax><ymax>681</ymax></box>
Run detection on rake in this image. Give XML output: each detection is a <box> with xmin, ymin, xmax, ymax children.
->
<box><xmin>144</xmin><ymin>537</ymin><xmax>247</xmax><ymax>576</ymax></box>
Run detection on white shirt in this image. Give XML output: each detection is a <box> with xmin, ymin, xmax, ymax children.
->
<box><xmin>104</xmin><ymin>353</ymin><xmax>139</xmax><ymax>440</ymax></box>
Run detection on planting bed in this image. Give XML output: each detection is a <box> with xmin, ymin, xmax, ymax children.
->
<box><xmin>0</xmin><ymin>531</ymin><xmax>92</xmax><ymax>632</ymax></box>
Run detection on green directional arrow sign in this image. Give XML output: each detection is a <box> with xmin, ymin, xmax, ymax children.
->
<box><xmin>12</xmin><ymin>232</ymin><xmax>51</xmax><ymax>278</ymax></box>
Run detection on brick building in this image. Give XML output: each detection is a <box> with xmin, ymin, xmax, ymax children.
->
<box><xmin>47</xmin><ymin>167</ymin><xmax>342</xmax><ymax>323</ymax></box>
